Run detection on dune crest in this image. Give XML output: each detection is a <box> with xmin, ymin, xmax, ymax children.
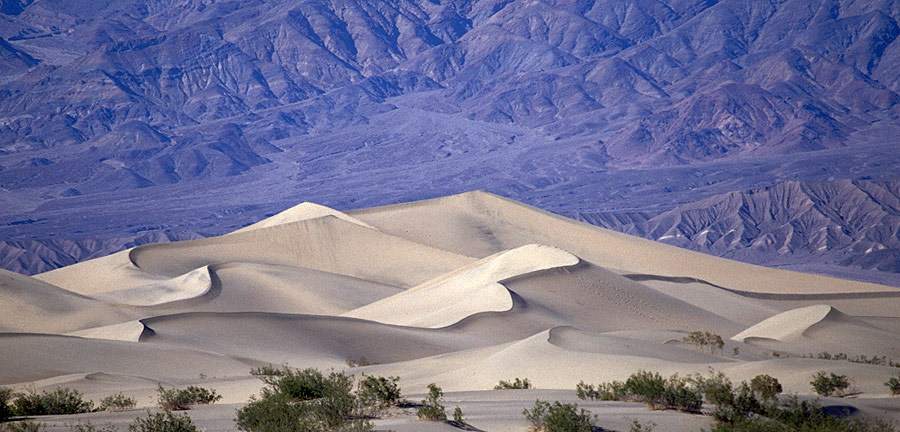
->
<box><xmin>92</xmin><ymin>266</ymin><xmax>213</xmax><ymax>306</ymax></box>
<box><xmin>230</xmin><ymin>202</ymin><xmax>376</xmax><ymax>234</ymax></box>
<box><xmin>65</xmin><ymin>320</ymin><xmax>153</xmax><ymax>342</ymax></box>
<box><xmin>732</xmin><ymin>305</ymin><xmax>838</xmax><ymax>342</ymax></box>
<box><xmin>345</xmin><ymin>244</ymin><xmax>579</xmax><ymax>328</ymax></box>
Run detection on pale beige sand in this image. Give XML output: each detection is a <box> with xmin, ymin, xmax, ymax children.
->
<box><xmin>349</xmin><ymin>191</ymin><xmax>898</xmax><ymax>295</ymax></box>
<box><xmin>0</xmin><ymin>269</ymin><xmax>133</xmax><ymax>333</ymax></box>
<box><xmin>344</xmin><ymin>244</ymin><xmax>579</xmax><ymax>327</ymax></box>
<box><xmin>38</xmin><ymin>216</ymin><xmax>473</xmax><ymax>294</ymax></box>
<box><xmin>734</xmin><ymin>305</ymin><xmax>900</xmax><ymax>358</ymax></box>
<box><xmin>65</xmin><ymin>321</ymin><xmax>152</xmax><ymax>342</ymax></box>
<box><xmin>3</xmin><ymin>192</ymin><xmax>900</xmax><ymax>431</ymax></box>
<box><xmin>230</xmin><ymin>202</ymin><xmax>377</xmax><ymax>233</ymax></box>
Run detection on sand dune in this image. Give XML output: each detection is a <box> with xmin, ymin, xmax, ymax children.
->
<box><xmin>92</xmin><ymin>266</ymin><xmax>213</xmax><ymax>306</ymax></box>
<box><xmin>65</xmin><ymin>321</ymin><xmax>153</xmax><ymax>343</ymax></box>
<box><xmin>0</xmin><ymin>268</ymin><xmax>133</xmax><ymax>333</ymax></box>
<box><xmin>344</xmin><ymin>244</ymin><xmax>579</xmax><ymax>327</ymax></box>
<box><xmin>350</xmin><ymin>191</ymin><xmax>898</xmax><ymax>295</ymax></box>
<box><xmin>230</xmin><ymin>202</ymin><xmax>376</xmax><ymax>233</ymax></box>
<box><xmin>4</xmin><ymin>191</ymin><xmax>900</xmax><ymax>429</ymax></box>
<box><xmin>734</xmin><ymin>305</ymin><xmax>900</xmax><ymax>358</ymax></box>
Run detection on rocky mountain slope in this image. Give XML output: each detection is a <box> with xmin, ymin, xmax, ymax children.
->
<box><xmin>1</xmin><ymin>0</ymin><xmax>899</xmax><ymax>280</ymax></box>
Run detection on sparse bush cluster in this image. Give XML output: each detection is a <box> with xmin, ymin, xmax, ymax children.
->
<box><xmin>809</xmin><ymin>371</ymin><xmax>851</xmax><ymax>397</ymax></box>
<box><xmin>236</xmin><ymin>366</ymin><xmax>402</xmax><ymax>432</ymax></box>
<box><xmin>682</xmin><ymin>331</ymin><xmax>725</xmax><ymax>355</ymax></box>
<box><xmin>494</xmin><ymin>378</ymin><xmax>532</xmax><ymax>390</ymax></box>
<box><xmin>356</xmin><ymin>375</ymin><xmax>400</xmax><ymax>416</ymax></box>
<box><xmin>6</xmin><ymin>387</ymin><xmax>94</xmax><ymax>416</ymax></box>
<box><xmin>806</xmin><ymin>351</ymin><xmax>900</xmax><ymax>368</ymax></box>
<box><xmin>128</xmin><ymin>411</ymin><xmax>198</xmax><ymax>432</ymax></box>
<box><xmin>157</xmin><ymin>385</ymin><xmax>221</xmax><ymax>411</ymax></box>
<box><xmin>577</xmin><ymin>371</ymin><xmax>702</xmax><ymax>413</ymax></box>
<box><xmin>887</xmin><ymin>374</ymin><xmax>900</xmax><ymax>396</ymax></box>
<box><xmin>576</xmin><ymin>380</ymin><xmax>625</xmax><ymax>401</ymax></box>
<box><xmin>523</xmin><ymin>400</ymin><xmax>595</xmax><ymax>432</ymax></box>
<box><xmin>416</xmin><ymin>383</ymin><xmax>447</xmax><ymax>421</ymax></box>
<box><xmin>98</xmin><ymin>393</ymin><xmax>137</xmax><ymax>412</ymax></box>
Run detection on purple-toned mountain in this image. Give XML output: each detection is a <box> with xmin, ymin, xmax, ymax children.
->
<box><xmin>1</xmin><ymin>0</ymin><xmax>899</xmax><ymax>281</ymax></box>
<box><xmin>577</xmin><ymin>178</ymin><xmax>900</xmax><ymax>285</ymax></box>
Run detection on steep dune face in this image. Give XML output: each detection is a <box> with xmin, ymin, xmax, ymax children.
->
<box><xmin>344</xmin><ymin>244</ymin><xmax>579</xmax><ymax>328</ymax></box>
<box><xmin>2</xmin><ymin>193</ymin><xmax>900</xmax><ymax>424</ymax></box>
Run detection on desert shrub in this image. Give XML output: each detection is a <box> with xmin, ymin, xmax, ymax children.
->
<box><xmin>630</xmin><ymin>419</ymin><xmax>656</xmax><ymax>432</ymax></box>
<box><xmin>683</xmin><ymin>331</ymin><xmax>725</xmax><ymax>354</ymax></box>
<box><xmin>688</xmin><ymin>370</ymin><xmax>733</xmax><ymax>407</ymax></box>
<box><xmin>886</xmin><ymin>374</ymin><xmax>900</xmax><ymax>396</ymax></box>
<box><xmin>1</xmin><ymin>387</ymin><xmax>13</xmax><ymax>422</ymax></box>
<box><xmin>236</xmin><ymin>366</ymin><xmax>371</xmax><ymax>432</ymax></box>
<box><xmin>661</xmin><ymin>375</ymin><xmax>702</xmax><ymax>413</ymax></box>
<box><xmin>810</xmin><ymin>371</ymin><xmax>850</xmax><ymax>397</ymax></box>
<box><xmin>416</xmin><ymin>383</ymin><xmax>446</xmax><ymax>421</ymax></box>
<box><xmin>750</xmin><ymin>375</ymin><xmax>782</xmax><ymax>401</ymax></box>
<box><xmin>157</xmin><ymin>385</ymin><xmax>221</xmax><ymax>410</ymax></box>
<box><xmin>577</xmin><ymin>380</ymin><xmax>626</xmax><ymax>401</ymax></box>
<box><xmin>356</xmin><ymin>375</ymin><xmax>400</xmax><ymax>416</ymax></box>
<box><xmin>128</xmin><ymin>410</ymin><xmax>197</xmax><ymax>432</ymax></box>
<box><xmin>0</xmin><ymin>421</ymin><xmax>43</xmax><ymax>432</ymax></box>
<box><xmin>68</xmin><ymin>422</ymin><xmax>117</xmax><ymax>432</ymax></box>
<box><xmin>345</xmin><ymin>357</ymin><xmax>375</xmax><ymax>368</ymax></box>
<box><xmin>11</xmin><ymin>388</ymin><xmax>93</xmax><ymax>416</ymax></box>
<box><xmin>523</xmin><ymin>400</ymin><xmax>595</xmax><ymax>432</ymax></box>
<box><xmin>453</xmin><ymin>406</ymin><xmax>465</xmax><ymax>425</ymax></box>
<box><xmin>712</xmin><ymin>395</ymin><xmax>898</xmax><ymax>432</ymax></box>
<box><xmin>98</xmin><ymin>393</ymin><xmax>137</xmax><ymax>412</ymax></box>
<box><xmin>494</xmin><ymin>378</ymin><xmax>532</xmax><ymax>390</ymax></box>
<box><xmin>624</xmin><ymin>371</ymin><xmax>667</xmax><ymax>408</ymax></box>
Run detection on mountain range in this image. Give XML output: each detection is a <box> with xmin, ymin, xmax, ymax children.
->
<box><xmin>1</xmin><ymin>0</ymin><xmax>899</xmax><ymax>282</ymax></box>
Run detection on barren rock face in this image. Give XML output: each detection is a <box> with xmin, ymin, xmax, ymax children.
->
<box><xmin>1</xmin><ymin>0</ymin><xmax>899</xmax><ymax>281</ymax></box>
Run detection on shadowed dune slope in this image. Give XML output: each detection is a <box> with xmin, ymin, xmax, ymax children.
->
<box><xmin>0</xmin><ymin>333</ymin><xmax>255</xmax><ymax>385</ymax></box>
<box><xmin>0</xmin><ymin>268</ymin><xmax>134</xmax><ymax>334</ymax></box>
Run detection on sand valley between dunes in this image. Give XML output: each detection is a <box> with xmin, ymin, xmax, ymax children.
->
<box><xmin>3</xmin><ymin>191</ymin><xmax>900</xmax><ymax>431</ymax></box>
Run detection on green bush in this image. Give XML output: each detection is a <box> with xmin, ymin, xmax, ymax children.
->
<box><xmin>356</xmin><ymin>375</ymin><xmax>400</xmax><ymax>416</ymax></box>
<box><xmin>711</xmin><ymin>395</ymin><xmax>898</xmax><ymax>431</ymax></box>
<box><xmin>810</xmin><ymin>372</ymin><xmax>850</xmax><ymax>397</ymax></box>
<box><xmin>624</xmin><ymin>371</ymin><xmax>667</xmax><ymax>408</ymax></box>
<box><xmin>98</xmin><ymin>393</ymin><xmax>137</xmax><ymax>412</ymax></box>
<box><xmin>688</xmin><ymin>370</ymin><xmax>733</xmax><ymax>408</ymax></box>
<box><xmin>1</xmin><ymin>387</ymin><xmax>13</xmax><ymax>422</ymax></box>
<box><xmin>157</xmin><ymin>385</ymin><xmax>221</xmax><ymax>410</ymax></box>
<box><xmin>453</xmin><ymin>406</ymin><xmax>465</xmax><ymax>425</ymax></box>
<box><xmin>682</xmin><ymin>331</ymin><xmax>725</xmax><ymax>355</ymax></box>
<box><xmin>235</xmin><ymin>366</ymin><xmax>372</xmax><ymax>432</ymax></box>
<box><xmin>416</xmin><ymin>383</ymin><xmax>446</xmax><ymax>421</ymax></box>
<box><xmin>10</xmin><ymin>388</ymin><xmax>94</xmax><ymax>416</ymax></box>
<box><xmin>661</xmin><ymin>375</ymin><xmax>702</xmax><ymax>413</ymax></box>
<box><xmin>494</xmin><ymin>378</ymin><xmax>532</xmax><ymax>390</ymax></box>
<box><xmin>522</xmin><ymin>400</ymin><xmax>595</xmax><ymax>432</ymax></box>
<box><xmin>750</xmin><ymin>375</ymin><xmax>782</xmax><ymax>400</ymax></box>
<box><xmin>128</xmin><ymin>411</ymin><xmax>197</xmax><ymax>432</ymax></box>
<box><xmin>886</xmin><ymin>374</ymin><xmax>900</xmax><ymax>396</ymax></box>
